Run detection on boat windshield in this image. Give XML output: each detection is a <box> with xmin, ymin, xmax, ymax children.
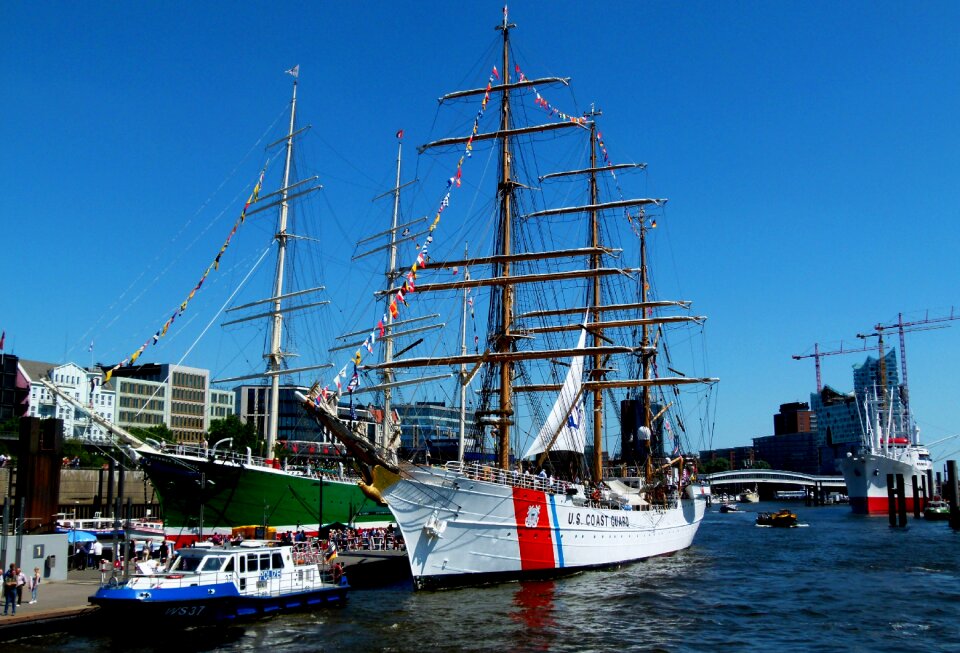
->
<box><xmin>199</xmin><ymin>556</ymin><xmax>230</xmax><ymax>572</ymax></box>
<box><xmin>170</xmin><ymin>554</ymin><xmax>204</xmax><ymax>573</ymax></box>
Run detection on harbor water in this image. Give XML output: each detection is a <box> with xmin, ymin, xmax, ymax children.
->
<box><xmin>28</xmin><ymin>502</ymin><xmax>960</xmax><ymax>652</ymax></box>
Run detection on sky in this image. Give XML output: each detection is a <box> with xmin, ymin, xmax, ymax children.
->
<box><xmin>2</xmin><ymin>1</ymin><xmax>959</xmax><ymax>461</ymax></box>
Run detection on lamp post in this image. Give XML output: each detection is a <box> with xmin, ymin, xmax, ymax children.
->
<box><xmin>313</xmin><ymin>479</ymin><xmax>324</xmax><ymax>536</ymax></box>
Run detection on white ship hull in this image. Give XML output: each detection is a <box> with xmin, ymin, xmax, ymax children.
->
<box><xmin>837</xmin><ymin>447</ymin><xmax>932</xmax><ymax>515</ymax></box>
<box><xmin>374</xmin><ymin>464</ymin><xmax>706</xmax><ymax>590</ymax></box>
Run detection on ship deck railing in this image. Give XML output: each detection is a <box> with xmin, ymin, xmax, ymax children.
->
<box><xmin>440</xmin><ymin>461</ymin><xmax>683</xmax><ymax>512</ymax></box>
<box><xmin>443</xmin><ymin>461</ymin><xmax>577</xmax><ymax>495</ymax></box>
<box><xmin>168</xmin><ymin>443</ymin><xmax>365</xmax><ymax>483</ymax></box>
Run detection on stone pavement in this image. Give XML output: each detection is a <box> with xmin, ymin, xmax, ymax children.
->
<box><xmin>0</xmin><ymin>567</ymin><xmax>102</xmax><ymax>639</ymax></box>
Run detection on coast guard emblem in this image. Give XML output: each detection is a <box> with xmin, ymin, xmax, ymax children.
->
<box><xmin>525</xmin><ymin>505</ymin><xmax>541</xmax><ymax>528</ymax></box>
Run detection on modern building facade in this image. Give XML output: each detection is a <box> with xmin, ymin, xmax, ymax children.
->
<box><xmin>110</xmin><ymin>363</ymin><xmax>210</xmax><ymax>443</ymax></box>
<box><xmin>393</xmin><ymin>401</ymin><xmax>483</xmax><ymax>461</ymax></box>
<box><xmin>232</xmin><ymin>384</ymin><xmax>380</xmax><ymax>459</ymax></box>
<box><xmin>208</xmin><ymin>388</ymin><xmax>235</xmax><ymax>422</ymax></box>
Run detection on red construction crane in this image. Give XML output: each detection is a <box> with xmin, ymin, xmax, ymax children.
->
<box><xmin>792</xmin><ymin>341</ymin><xmax>869</xmax><ymax>393</ymax></box>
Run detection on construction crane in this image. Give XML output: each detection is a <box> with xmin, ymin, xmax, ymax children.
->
<box><xmin>857</xmin><ymin>307</ymin><xmax>959</xmax><ymax>426</ymax></box>
<box><xmin>792</xmin><ymin>341</ymin><xmax>869</xmax><ymax>393</ymax></box>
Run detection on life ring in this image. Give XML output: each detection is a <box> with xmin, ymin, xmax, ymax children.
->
<box><xmin>591</xmin><ymin>488</ymin><xmax>601</xmax><ymax>502</ymax></box>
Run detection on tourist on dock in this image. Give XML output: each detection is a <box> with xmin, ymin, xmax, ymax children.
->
<box><xmin>92</xmin><ymin>539</ymin><xmax>103</xmax><ymax>569</ymax></box>
<box><xmin>28</xmin><ymin>567</ymin><xmax>40</xmax><ymax>604</ymax></box>
<box><xmin>14</xmin><ymin>567</ymin><xmax>26</xmax><ymax>606</ymax></box>
<box><xmin>2</xmin><ymin>564</ymin><xmax>17</xmax><ymax>616</ymax></box>
<box><xmin>76</xmin><ymin>542</ymin><xmax>88</xmax><ymax>571</ymax></box>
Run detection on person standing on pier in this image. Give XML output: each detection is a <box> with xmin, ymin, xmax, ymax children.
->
<box><xmin>28</xmin><ymin>567</ymin><xmax>40</xmax><ymax>604</ymax></box>
<box><xmin>14</xmin><ymin>567</ymin><xmax>26</xmax><ymax>606</ymax></box>
<box><xmin>2</xmin><ymin>564</ymin><xmax>17</xmax><ymax>616</ymax></box>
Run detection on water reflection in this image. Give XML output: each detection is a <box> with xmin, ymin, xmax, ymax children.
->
<box><xmin>510</xmin><ymin>580</ymin><xmax>556</xmax><ymax>651</ymax></box>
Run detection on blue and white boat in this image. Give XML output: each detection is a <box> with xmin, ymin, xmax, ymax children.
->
<box><xmin>89</xmin><ymin>541</ymin><xmax>348</xmax><ymax>625</ymax></box>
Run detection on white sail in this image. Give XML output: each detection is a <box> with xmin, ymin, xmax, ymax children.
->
<box><xmin>523</xmin><ymin>317</ymin><xmax>588</xmax><ymax>458</ymax></box>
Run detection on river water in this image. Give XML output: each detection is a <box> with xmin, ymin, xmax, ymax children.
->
<box><xmin>33</xmin><ymin>501</ymin><xmax>960</xmax><ymax>652</ymax></box>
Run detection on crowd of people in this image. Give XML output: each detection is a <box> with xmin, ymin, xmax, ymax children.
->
<box><xmin>326</xmin><ymin>525</ymin><xmax>404</xmax><ymax>552</ymax></box>
<box><xmin>2</xmin><ymin>564</ymin><xmax>40</xmax><ymax>615</ymax></box>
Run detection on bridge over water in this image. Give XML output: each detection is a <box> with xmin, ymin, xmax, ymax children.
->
<box><xmin>703</xmin><ymin>469</ymin><xmax>847</xmax><ymax>489</ymax></box>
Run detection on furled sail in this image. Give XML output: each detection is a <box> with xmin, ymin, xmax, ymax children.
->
<box><xmin>523</xmin><ymin>316</ymin><xmax>588</xmax><ymax>458</ymax></box>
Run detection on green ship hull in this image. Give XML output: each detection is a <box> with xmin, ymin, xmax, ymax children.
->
<box><xmin>140</xmin><ymin>450</ymin><xmax>392</xmax><ymax>545</ymax></box>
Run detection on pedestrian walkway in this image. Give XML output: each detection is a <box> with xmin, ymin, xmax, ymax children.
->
<box><xmin>0</xmin><ymin>567</ymin><xmax>101</xmax><ymax>640</ymax></box>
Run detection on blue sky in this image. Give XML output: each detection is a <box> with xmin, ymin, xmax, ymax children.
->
<box><xmin>2</xmin><ymin>2</ymin><xmax>959</xmax><ymax>460</ymax></box>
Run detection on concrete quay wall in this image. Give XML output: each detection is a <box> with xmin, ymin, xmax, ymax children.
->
<box><xmin>0</xmin><ymin>467</ymin><xmax>157</xmax><ymax>509</ymax></box>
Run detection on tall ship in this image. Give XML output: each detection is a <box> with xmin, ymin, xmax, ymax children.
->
<box><xmin>44</xmin><ymin>71</ymin><xmax>393</xmax><ymax>544</ymax></box>
<box><xmin>300</xmin><ymin>7</ymin><xmax>717</xmax><ymax>590</ymax></box>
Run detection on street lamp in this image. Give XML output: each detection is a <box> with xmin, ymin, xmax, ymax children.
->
<box><xmin>313</xmin><ymin>479</ymin><xmax>324</xmax><ymax>536</ymax></box>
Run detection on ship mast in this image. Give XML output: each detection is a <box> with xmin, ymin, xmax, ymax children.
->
<box><xmin>265</xmin><ymin>75</ymin><xmax>298</xmax><ymax>459</ymax></box>
<box><xmin>587</xmin><ymin>117</ymin><xmax>604</xmax><ymax>482</ymax></box>
<box><xmin>458</xmin><ymin>245</ymin><xmax>470</xmax><ymax>461</ymax></box>
<box><xmin>381</xmin><ymin>137</ymin><xmax>404</xmax><ymax>452</ymax></box>
<box><xmin>495</xmin><ymin>10</ymin><xmax>516</xmax><ymax>471</ymax></box>
<box><xmin>640</xmin><ymin>209</ymin><xmax>652</xmax><ymax>482</ymax></box>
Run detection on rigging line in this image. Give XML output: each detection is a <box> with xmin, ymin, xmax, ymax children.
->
<box><xmin>74</xmin><ymin>120</ymin><xmax>287</xmax><ymax>362</ymax></box>
<box><xmin>130</xmin><ymin>243</ymin><xmax>274</xmax><ymax>422</ymax></box>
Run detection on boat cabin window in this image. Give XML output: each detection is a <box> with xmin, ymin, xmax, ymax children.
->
<box><xmin>242</xmin><ymin>552</ymin><xmax>284</xmax><ymax>572</ymax></box>
<box><xmin>171</xmin><ymin>555</ymin><xmax>204</xmax><ymax>573</ymax></box>
<box><xmin>224</xmin><ymin>557</ymin><xmax>234</xmax><ymax>572</ymax></box>
<box><xmin>200</xmin><ymin>556</ymin><xmax>229</xmax><ymax>572</ymax></box>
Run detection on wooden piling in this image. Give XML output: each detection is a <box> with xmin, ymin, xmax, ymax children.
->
<box><xmin>887</xmin><ymin>473</ymin><xmax>897</xmax><ymax>527</ymax></box>
<box><xmin>912</xmin><ymin>475</ymin><xmax>921</xmax><ymax>519</ymax></box>
<box><xmin>896</xmin><ymin>473</ymin><xmax>907</xmax><ymax>527</ymax></box>
<box><xmin>947</xmin><ymin>460</ymin><xmax>959</xmax><ymax>530</ymax></box>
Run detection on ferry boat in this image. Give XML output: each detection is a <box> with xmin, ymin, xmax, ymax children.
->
<box><xmin>89</xmin><ymin>540</ymin><xmax>347</xmax><ymax>625</ymax></box>
<box><xmin>55</xmin><ymin>514</ymin><xmax>122</xmax><ymax>538</ymax></box>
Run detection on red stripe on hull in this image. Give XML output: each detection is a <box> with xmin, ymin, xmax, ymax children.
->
<box><xmin>849</xmin><ymin>496</ymin><xmax>925</xmax><ymax>515</ymax></box>
<box><xmin>512</xmin><ymin>487</ymin><xmax>555</xmax><ymax>570</ymax></box>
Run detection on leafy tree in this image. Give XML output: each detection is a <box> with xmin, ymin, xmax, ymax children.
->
<box><xmin>208</xmin><ymin>415</ymin><xmax>259</xmax><ymax>454</ymax></box>
<box><xmin>0</xmin><ymin>417</ymin><xmax>18</xmax><ymax>456</ymax></box>
<box><xmin>60</xmin><ymin>439</ymin><xmax>109</xmax><ymax>468</ymax></box>
<box><xmin>130</xmin><ymin>424</ymin><xmax>177</xmax><ymax>445</ymax></box>
<box><xmin>752</xmin><ymin>459</ymin><xmax>772</xmax><ymax>469</ymax></box>
<box><xmin>701</xmin><ymin>456</ymin><xmax>731</xmax><ymax>474</ymax></box>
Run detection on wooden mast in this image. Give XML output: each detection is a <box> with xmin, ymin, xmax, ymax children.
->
<box><xmin>641</xmin><ymin>211</ymin><xmax>653</xmax><ymax>482</ymax></box>
<box><xmin>588</xmin><ymin>118</ymin><xmax>604</xmax><ymax>482</ymax></box>
<box><xmin>496</xmin><ymin>10</ymin><xmax>516</xmax><ymax>471</ymax></box>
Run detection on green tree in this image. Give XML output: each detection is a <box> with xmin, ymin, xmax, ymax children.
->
<box><xmin>752</xmin><ymin>459</ymin><xmax>772</xmax><ymax>469</ymax></box>
<box><xmin>60</xmin><ymin>439</ymin><xmax>109</xmax><ymax>468</ymax></box>
<box><xmin>130</xmin><ymin>424</ymin><xmax>177</xmax><ymax>445</ymax></box>
<box><xmin>0</xmin><ymin>417</ymin><xmax>18</xmax><ymax>456</ymax></box>
<box><xmin>701</xmin><ymin>457</ymin><xmax>731</xmax><ymax>474</ymax></box>
<box><xmin>208</xmin><ymin>415</ymin><xmax>259</xmax><ymax>454</ymax></box>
